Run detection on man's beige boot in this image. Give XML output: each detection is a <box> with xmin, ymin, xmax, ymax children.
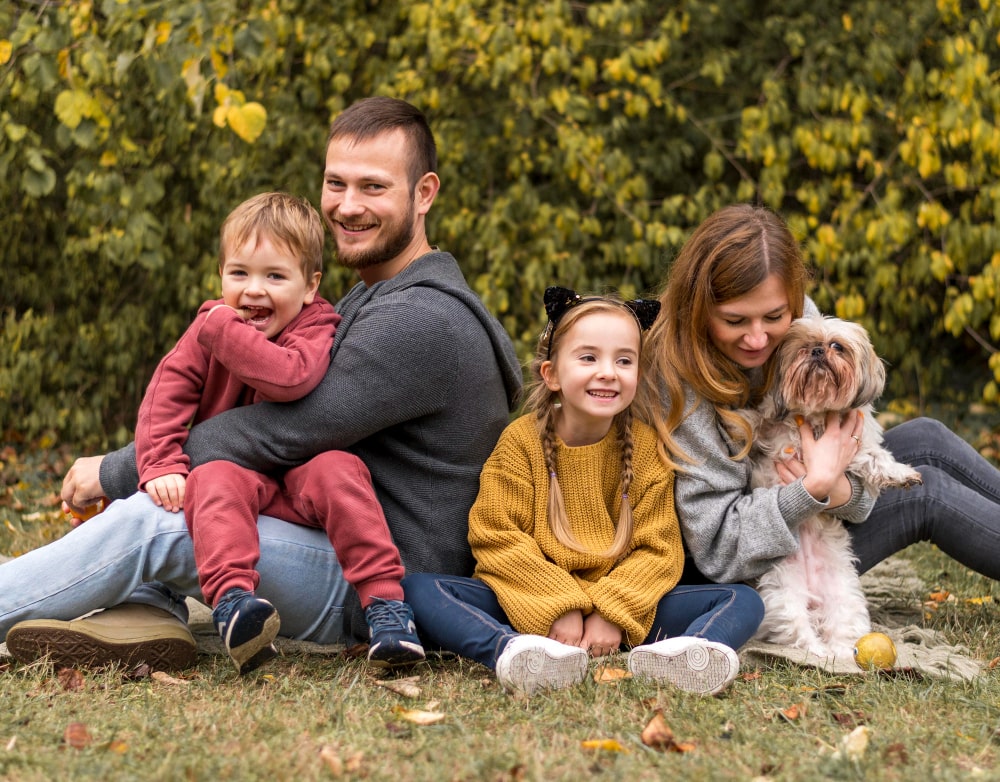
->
<box><xmin>5</xmin><ymin>604</ymin><xmax>197</xmax><ymax>671</ymax></box>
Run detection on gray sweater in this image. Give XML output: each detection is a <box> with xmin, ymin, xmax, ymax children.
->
<box><xmin>102</xmin><ymin>252</ymin><xmax>522</xmax><ymax>631</ymax></box>
<box><xmin>672</xmin><ymin>298</ymin><xmax>875</xmax><ymax>583</ymax></box>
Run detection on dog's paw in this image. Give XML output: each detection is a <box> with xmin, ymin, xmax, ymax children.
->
<box><xmin>866</xmin><ymin>461</ymin><xmax>923</xmax><ymax>490</ymax></box>
<box><xmin>886</xmin><ymin>468</ymin><xmax>923</xmax><ymax>489</ymax></box>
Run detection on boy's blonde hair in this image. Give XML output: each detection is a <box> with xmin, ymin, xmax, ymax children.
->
<box><xmin>522</xmin><ymin>296</ymin><xmax>653</xmax><ymax>561</ymax></box>
<box><xmin>219</xmin><ymin>192</ymin><xmax>324</xmax><ymax>279</ymax></box>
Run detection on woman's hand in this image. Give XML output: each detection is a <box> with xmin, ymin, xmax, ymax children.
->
<box><xmin>581</xmin><ymin>613</ymin><xmax>623</xmax><ymax>657</ymax></box>
<box><xmin>548</xmin><ymin>610</ymin><xmax>584</xmax><ymax>648</ymax></box>
<box><xmin>784</xmin><ymin>410</ymin><xmax>863</xmax><ymax>504</ymax></box>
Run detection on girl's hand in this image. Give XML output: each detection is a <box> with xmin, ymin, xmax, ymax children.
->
<box><xmin>581</xmin><ymin>613</ymin><xmax>623</xmax><ymax>657</ymax></box>
<box><xmin>548</xmin><ymin>610</ymin><xmax>585</xmax><ymax>648</ymax></box>
<box><xmin>144</xmin><ymin>473</ymin><xmax>187</xmax><ymax>513</ymax></box>
<box><xmin>796</xmin><ymin>410</ymin><xmax>863</xmax><ymax>504</ymax></box>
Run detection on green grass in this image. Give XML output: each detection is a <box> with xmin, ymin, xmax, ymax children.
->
<box><xmin>0</xmin><ymin>409</ymin><xmax>998</xmax><ymax>781</ymax></box>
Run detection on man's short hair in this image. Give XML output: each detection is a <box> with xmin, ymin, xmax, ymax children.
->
<box><xmin>327</xmin><ymin>97</ymin><xmax>438</xmax><ymax>189</ymax></box>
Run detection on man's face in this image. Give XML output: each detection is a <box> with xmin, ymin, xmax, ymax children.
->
<box><xmin>320</xmin><ymin>128</ymin><xmax>418</xmax><ymax>271</ymax></box>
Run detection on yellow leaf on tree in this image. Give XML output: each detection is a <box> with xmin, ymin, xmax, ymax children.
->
<box><xmin>54</xmin><ymin>89</ymin><xmax>98</xmax><ymax>130</ymax></box>
<box><xmin>155</xmin><ymin>21</ymin><xmax>172</xmax><ymax>46</ymax></box>
<box><xmin>0</xmin><ymin>39</ymin><xmax>11</xmax><ymax>65</ymax></box>
<box><xmin>227</xmin><ymin>102</ymin><xmax>267</xmax><ymax>144</ymax></box>
<box><xmin>212</xmin><ymin>104</ymin><xmax>228</xmax><ymax>128</ymax></box>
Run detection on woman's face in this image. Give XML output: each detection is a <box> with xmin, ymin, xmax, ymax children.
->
<box><xmin>708</xmin><ymin>274</ymin><xmax>792</xmax><ymax>369</ymax></box>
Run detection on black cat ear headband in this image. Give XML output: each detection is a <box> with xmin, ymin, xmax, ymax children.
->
<box><xmin>542</xmin><ymin>286</ymin><xmax>661</xmax><ymax>359</ymax></box>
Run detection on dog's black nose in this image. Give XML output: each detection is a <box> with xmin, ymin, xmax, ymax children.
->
<box><xmin>811</xmin><ymin>346</ymin><xmax>825</xmax><ymax>357</ymax></box>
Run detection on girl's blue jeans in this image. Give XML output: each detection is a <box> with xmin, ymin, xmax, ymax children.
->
<box><xmin>401</xmin><ymin>573</ymin><xmax>764</xmax><ymax>671</ymax></box>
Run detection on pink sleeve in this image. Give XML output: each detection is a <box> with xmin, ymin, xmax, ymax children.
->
<box><xmin>135</xmin><ymin>323</ymin><xmax>211</xmax><ymax>489</ymax></box>
<box><xmin>197</xmin><ymin>297</ymin><xmax>339</xmax><ymax>402</ymax></box>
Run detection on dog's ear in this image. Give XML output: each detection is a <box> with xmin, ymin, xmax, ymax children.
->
<box><xmin>850</xmin><ymin>323</ymin><xmax>886</xmax><ymax>407</ymax></box>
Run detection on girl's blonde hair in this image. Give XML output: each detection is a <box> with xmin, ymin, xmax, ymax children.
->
<box><xmin>643</xmin><ymin>204</ymin><xmax>808</xmax><ymax>465</ymax></box>
<box><xmin>522</xmin><ymin>295</ymin><xmax>656</xmax><ymax>560</ymax></box>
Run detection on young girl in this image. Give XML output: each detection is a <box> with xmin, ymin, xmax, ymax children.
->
<box><xmin>643</xmin><ymin>203</ymin><xmax>1000</xmax><ymax>587</ymax></box>
<box><xmin>402</xmin><ymin>287</ymin><xmax>764</xmax><ymax>696</ymax></box>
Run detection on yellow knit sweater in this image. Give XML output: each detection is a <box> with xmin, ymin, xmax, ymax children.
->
<box><xmin>469</xmin><ymin>414</ymin><xmax>683</xmax><ymax>646</ymax></box>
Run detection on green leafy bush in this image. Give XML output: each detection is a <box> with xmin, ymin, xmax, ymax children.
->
<box><xmin>3</xmin><ymin>0</ymin><xmax>998</xmax><ymax>447</ymax></box>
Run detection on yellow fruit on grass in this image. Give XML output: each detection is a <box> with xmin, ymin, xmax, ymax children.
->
<box><xmin>853</xmin><ymin>632</ymin><xmax>897</xmax><ymax>670</ymax></box>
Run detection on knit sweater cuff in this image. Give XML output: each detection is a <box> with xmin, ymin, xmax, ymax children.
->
<box><xmin>776</xmin><ymin>478</ymin><xmax>830</xmax><ymax>529</ymax></box>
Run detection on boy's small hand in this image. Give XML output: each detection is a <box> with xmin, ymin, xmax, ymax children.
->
<box><xmin>144</xmin><ymin>473</ymin><xmax>187</xmax><ymax>513</ymax></box>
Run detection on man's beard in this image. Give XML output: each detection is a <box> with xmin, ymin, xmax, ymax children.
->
<box><xmin>332</xmin><ymin>199</ymin><xmax>417</xmax><ymax>270</ymax></box>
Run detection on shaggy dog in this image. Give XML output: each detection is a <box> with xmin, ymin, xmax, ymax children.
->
<box><xmin>743</xmin><ymin>315</ymin><xmax>922</xmax><ymax>658</ymax></box>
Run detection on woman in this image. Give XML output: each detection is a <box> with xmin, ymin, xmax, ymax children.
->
<box><xmin>642</xmin><ymin>203</ymin><xmax>1000</xmax><ymax>585</ymax></box>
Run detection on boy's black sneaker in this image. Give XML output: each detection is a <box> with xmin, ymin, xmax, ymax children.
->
<box><xmin>212</xmin><ymin>589</ymin><xmax>280</xmax><ymax>675</ymax></box>
<box><xmin>364</xmin><ymin>598</ymin><xmax>426</xmax><ymax>669</ymax></box>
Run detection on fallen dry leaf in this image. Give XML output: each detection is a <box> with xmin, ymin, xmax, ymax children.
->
<box><xmin>319</xmin><ymin>745</ymin><xmax>364</xmax><ymax>776</ymax></box>
<box><xmin>741</xmin><ymin>670</ymin><xmax>762</xmax><ymax>681</ymax></box>
<box><xmin>776</xmin><ymin>703</ymin><xmax>806</xmax><ymax>722</ymax></box>
<box><xmin>831</xmin><ymin>711</ymin><xmax>868</xmax><ymax>727</ymax></box>
<box><xmin>376</xmin><ymin>676</ymin><xmax>421</xmax><ymax>698</ymax></box>
<box><xmin>151</xmin><ymin>671</ymin><xmax>190</xmax><ymax>686</ymax></box>
<box><xmin>106</xmin><ymin>739</ymin><xmax>128</xmax><ymax>754</ymax></box>
<box><xmin>320</xmin><ymin>745</ymin><xmax>343</xmax><ymax>776</ymax></box>
<box><xmin>123</xmin><ymin>663</ymin><xmax>152</xmax><ymax>681</ymax></box>
<box><xmin>640</xmin><ymin>712</ymin><xmax>675</xmax><ymax>750</ymax></box>
<box><xmin>966</xmin><ymin>596</ymin><xmax>994</xmax><ymax>606</ymax></box>
<box><xmin>640</xmin><ymin>711</ymin><xmax>696</xmax><ymax>753</ymax></box>
<box><xmin>927</xmin><ymin>590</ymin><xmax>950</xmax><ymax>603</ymax></box>
<box><xmin>832</xmin><ymin>725</ymin><xmax>871</xmax><ymax>761</ymax></box>
<box><xmin>580</xmin><ymin>738</ymin><xmax>629</xmax><ymax>753</ymax></box>
<box><xmin>343</xmin><ymin>643</ymin><xmax>369</xmax><ymax>659</ymax></box>
<box><xmin>883</xmin><ymin>742</ymin><xmax>909</xmax><ymax>765</ymax></box>
<box><xmin>62</xmin><ymin>722</ymin><xmax>92</xmax><ymax>750</ymax></box>
<box><xmin>593</xmin><ymin>666</ymin><xmax>631</xmax><ymax>683</ymax></box>
<box><xmin>5</xmin><ymin>736</ymin><xmax>15</xmax><ymax>751</ymax></box>
<box><xmin>392</xmin><ymin>706</ymin><xmax>445</xmax><ymax>725</ymax></box>
<box><xmin>57</xmin><ymin>668</ymin><xmax>85</xmax><ymax>692</ymax></box>
<box><xmin>988</xmin><ymin>657</ymin><xmax>1000</xmax><ymax>670</ymax></box>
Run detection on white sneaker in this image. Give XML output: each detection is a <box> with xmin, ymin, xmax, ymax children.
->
<box><xmin>627</xmin><ymin>637</ymin><xmax>739</xmax><ymax>695</ymax></box>
<box><xmin>495</xmin><ymin>635</ymin><xmax>589</xmax><ymax>696</ymax></box>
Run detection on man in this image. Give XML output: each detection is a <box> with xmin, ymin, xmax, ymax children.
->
<box><xmin>2</xmin><ymin>97</ymin><xmax>522</xmax><ymax>670</ymax></box>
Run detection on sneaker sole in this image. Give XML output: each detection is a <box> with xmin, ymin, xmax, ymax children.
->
<box><xmin>227</xmin><ymin>611</ymin><xmax>281</xmax><ymax>675</ymax></box>
<box><xmin>502</xmin><ymin>647</ymin><xmax>588</xmax><ymax>696</ymax></box>
<box><xmin>5</xmin><ymin>627</ymin><xmax>197</xmax><ymax>671</ymax></box>
<box><xmin>368</xmin><ymin>640</ymin><xmax>426</xmax><ymax>670</ymax></box>
<box><xmin>628</xmin><ymin>643</ymin><xmax>736</xmax><ymax>695</ymax></box>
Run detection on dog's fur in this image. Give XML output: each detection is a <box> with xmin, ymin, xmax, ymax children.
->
<box><xmin>742</xmin><ymin>315</ymin><xmax>922</xmax><ymax>658</ymax></box>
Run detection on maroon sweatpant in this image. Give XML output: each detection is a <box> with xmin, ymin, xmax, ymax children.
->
<box><xmin>184</xmin><ymin>452</ymin><xmax>405</xmax><ymax>608</ymax></box>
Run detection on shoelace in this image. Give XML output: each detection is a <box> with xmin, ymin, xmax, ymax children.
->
<box><xmin>366</xmin><ymin>599</ymin><xmax>412</xmax><ymax>631</ymax></box>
